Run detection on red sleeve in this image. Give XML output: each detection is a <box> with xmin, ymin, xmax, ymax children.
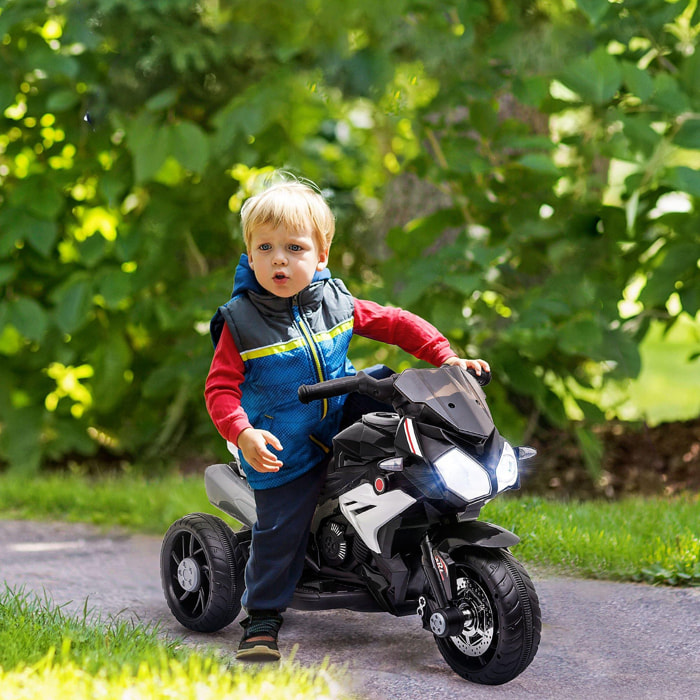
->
<box><xmin>353</xmin><ymin>298</ymin><xmax>456</xmax><ymax>366</ymax></box>
<box><xmin>204</xmin><ymin>324</ymin><xmax>253</xmax><ymax>445</ymax></box>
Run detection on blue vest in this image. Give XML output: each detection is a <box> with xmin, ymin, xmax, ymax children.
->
<box><xmin>212</xmin><ymin>259</ymin><xmax>355</xmax><ymax>489</ymax></box>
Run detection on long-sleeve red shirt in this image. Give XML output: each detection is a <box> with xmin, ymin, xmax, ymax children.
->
<box><xmin>204</xmin><ymin>297</ymin><xmax>455</xmax><ymax>445</ymax></box>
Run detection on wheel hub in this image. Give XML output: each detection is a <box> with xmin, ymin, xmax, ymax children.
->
<box><xmin>452</xmin><ymin>576</ymin><xmax>494</xmax><ymax>656</ymax></box>
<box><xmin>177</xmin><ymin>557</ymin><xmax>201</xmax><ymax>592</ymax></box>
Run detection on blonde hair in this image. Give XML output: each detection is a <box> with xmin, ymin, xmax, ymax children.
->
<box><xmin>240</xmin><ymin>180</ymin><xmax>335</xmax><ymax>252</ymax></box>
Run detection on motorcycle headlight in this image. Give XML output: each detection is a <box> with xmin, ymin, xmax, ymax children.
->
<box><xmin>434</xmin><ymin>448</ymin><xmax>492</xmax><ymax>502</ymax></box>
<box><xmin>496</xmin><ymin>442</ymin><xmax>519</xmax><ymax>491</ymax></box>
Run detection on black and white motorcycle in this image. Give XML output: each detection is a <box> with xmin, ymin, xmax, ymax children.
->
<box><xmin>161</xmin><ymin>365</ymin><xmax>541</xmax><ymax>685</ymax></box>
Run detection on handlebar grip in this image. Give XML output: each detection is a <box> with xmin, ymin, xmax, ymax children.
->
<box><xmin>468</xmin><ymin>368</ymin><xmax>491</xmax><ymax>387</ymax></box>
<box><xmin>298</xmin><ymin>374</ymin><xmax>363</xmax><ymax>404</ymax></box>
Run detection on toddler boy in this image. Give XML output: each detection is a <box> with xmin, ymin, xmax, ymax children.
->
<box><xmin>205</xmin><ymin>178</ymin><xmax>489</xmax><ymax>661</ymax></box>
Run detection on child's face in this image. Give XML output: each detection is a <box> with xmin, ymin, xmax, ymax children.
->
<box><xmin>248</xmin><ymin>223</ymin><xmax>329</xmax><ymax>298</ymax></box>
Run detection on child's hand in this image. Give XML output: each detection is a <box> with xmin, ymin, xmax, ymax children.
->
<box><xmin>443</xmin><ymin>356</ymin><xmax>490</xmax><ymax>376</ymax></box>
<box><xmin>237</xmin><ymin>428</ymin><xmax>283</xmax><ymax>472</ymax></box>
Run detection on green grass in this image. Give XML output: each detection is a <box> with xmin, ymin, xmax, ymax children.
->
<box><xmin>0</xmin><ymin>471</ymin><xmax>236</xmax><ymax>535</ymax></box>
<box><xmin>1</xmin><ymin>471</ymin><xmax>698</xmax><ymax>586</ymax></box>
<box><xmin>0</xmin><ymin>586</ymin><xmax>348</xmax><ymax>699</ymax></box>
<box><xmin>483</xmin><ymin>494</ymin><xmax>700</xmax><ymax>586</ymax></box>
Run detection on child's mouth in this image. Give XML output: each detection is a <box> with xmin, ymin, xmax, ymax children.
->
<box><xmin>273</xmin><ymin>273</ymin><xmax>288</xmax><ymax>281</ymax></box>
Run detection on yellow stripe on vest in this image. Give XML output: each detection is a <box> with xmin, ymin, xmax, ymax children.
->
<box><xmin>240</xmin><ymin>337</ymin><xmax>305</xmax><ymax>361</ymax></box>
<box><xmin>311</xmin><ymin>318</ymin><xmax>354</xmax><ymax>344</ymax></box>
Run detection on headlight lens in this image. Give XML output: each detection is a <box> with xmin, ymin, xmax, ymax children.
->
<box><xmin>434</xmin><ymin>448</ymin><xmax>492</xmax><ymax>502</ymax></box>
<box><xmin>496</xmin><ymin>442</ymin><xmax>518</xmax><ymax>491</ymax></box>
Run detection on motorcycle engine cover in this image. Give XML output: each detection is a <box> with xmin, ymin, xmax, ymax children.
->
<box><xmin>319</xmin><ymin>519</ymin><xmax>350</xmax><ymax>566</ymax></box>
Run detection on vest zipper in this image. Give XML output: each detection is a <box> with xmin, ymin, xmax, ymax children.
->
<box><xmin>292</xmin><ymin>295</ymin><xmax>328</xmax><ymax>420</ymax></box>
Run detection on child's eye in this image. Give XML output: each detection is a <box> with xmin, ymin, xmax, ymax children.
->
<box><xmin>258</xmin><ymin>243</ymin><xmax>272</xmax><ymax>251</ymax></box>
<box><xmin>288</xmin><ymin>244</ymin><xmax>303</xmax><ymax>252</ymax></box>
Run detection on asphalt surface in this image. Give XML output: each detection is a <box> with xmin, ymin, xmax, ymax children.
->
<box><xmin>1</xmin><ymin>519</ymin><xmax>699</xmax><ymax>699</ymax></box>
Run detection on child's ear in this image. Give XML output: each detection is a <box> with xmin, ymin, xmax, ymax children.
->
<box><xmin>316</xmin><ymin>248</ymin><xmax>329</xmax><ymax>271</ymax></box>
<box><xmin>247</xmin><ymin>250</ymin><xmax>255</xmax><ymax>269</ymax></box>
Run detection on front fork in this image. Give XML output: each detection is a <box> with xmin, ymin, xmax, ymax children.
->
<box><xmin>418</xmin><ymin>533</ymin><xmax>468</xmax><ymax>638</ymax></box>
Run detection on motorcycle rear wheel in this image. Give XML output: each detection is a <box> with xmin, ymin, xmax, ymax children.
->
<box><xmin>160</xmin><ymin>513</ymin><xmax>246</xmax><ymax>632</ymax></box>
<box><xmin>434</xmin><ymin>548</ymin><xmax>541</xmax><ymax>685</ymax></box>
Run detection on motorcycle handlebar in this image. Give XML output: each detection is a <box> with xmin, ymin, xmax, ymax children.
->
<box><xmin>298</xmin><ymin>366</ymin><xmax>491</xmax><ymax>405</ymax></box>
<box><xmin>298</xmin><ymin>371</ymin><xmax>395</xmax><ymax>404</ymax></box>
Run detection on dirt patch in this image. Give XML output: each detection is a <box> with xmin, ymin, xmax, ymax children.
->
<box><xmin>523</xmin><ymin>419</ymin><xmax>700</xmax><ymax>499</ymax></box>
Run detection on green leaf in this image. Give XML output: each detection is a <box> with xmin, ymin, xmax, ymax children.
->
<box><xmin>559</xmin><ymin>48</ymin><xmax>622</xmax><ymax>104</ymax></box>
<box><xmin>517</xmin><ymin>153</ymin><xmax>560</xmax><ymax>176</ymax></box>
<box><xmin>557</xmin><ymin>318</ymin><xmax>604</xmax><ymax>356</ymax></box>
<box><xmin>90</xmin><ymin>333</ymin><xmax>133</xmax><ymax>411</ymax></box>
<box><xmin>50</xmin><ymin>276</ymin><xmax>93</xmax><ymax>334</ymax></box>
<box><xmin>127</xmin><ymin>114</ymin><xmax>170</xmax><ymax>184</ymax></box>
<box><xmin>0</xmin><ymin>263</ymin><xmax>15</xmax><ymax>286</ymax></box>
<box><xmin>641</xmin><ymin>242</ymin><xmax>700</xmax><ymax>307</ymax></box>
<box><xmin>393</xmin><ymin>257</ymin><xmax>444</xmax><ymax>306</ymax></box>
<box><xmin>170</xmin><ymin>121</ymin><xmax>210</xmax><ymax>174</ymax></box>
<box><xmin>673</xmin><ymin>118</ymin><xmax>700</xmax><ymax>150</ymax></box>
<box><xmin>662</xmin><ymin>167</ymin><xmax>700</xmax><ymax>197</ymax></box>
<box><xmin>621</xmin><ymin>62</ymin><xmax>654</xmax><ymax>101</ymax></box>
<box><xmin>142</xmin><ymin>364</ymin><xmax>182</xmax><ymax>399</ymax></box>
<box><xmin>146</xmin><ymin>87</ymin><xmax>180</xmax><ymax>112</ymax></box>
<box><xmin>512</xmin><ymin>75</ymin><xmax>550</xmax><ymax>108</ymax></box>
<box><xmin>651</xmin><ymin>74</ymin><xmax>690</xmax><ymax>113</ymax></box>
<box><xmin>0</xmin><ymin>406</ymin><xmax>44</xmax><ymax>474</ymax></box>
<box><xmin>78</xmin><ymin>234</ymin><xmax>107</xmax><ymax>267</ymax></box>
<box><xmin>44</xmin><ymin>416</ymin><xmax>97</xmax><ymax>458</ymax></box>
<box><xmin>98</xmin><ymin>269</ymin><xmax>133</xmax><ymax>309</ymax></box>
<box><xmin>46</xmin><ymin>88</ymin><xmax>80</xmax><ymax>112</ymax></box>
<box><xmin>442</xmin><ymin>273</ymin><xmax>481</xmax><ymax>296</ymax></box>
<box><xmin>5</xmin><ymin>211</ymin><xmax>58</xmax><ymax>257</ymax></box>
<box><xmin>386</xmin><ymin>208</ymin><xmax>462</xmax><ymax>257</ymax></box>
<box><xmin>602</xmin><ymin>329</ymin><xmax>641</xmax><ymax>377</ymax></box>
<box><xmin>8</xmin><ymin>297</ymin><xmax>49</xmax><ymax>343</ymax></box>
<box><xmin>11</xmin><ymin>178</ymin><xmax>64</xmax><ymax>219</ymax></box>
<box><xmin>576</xmin><ymin>0</ymin><xmax>611</xmax><ymax>25</ymax></box>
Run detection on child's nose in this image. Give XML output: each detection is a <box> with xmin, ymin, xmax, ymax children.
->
<box><xmin>272</xmin><ymin>247</ymin><xmax>287</xmax><ymax>264</ymax></box>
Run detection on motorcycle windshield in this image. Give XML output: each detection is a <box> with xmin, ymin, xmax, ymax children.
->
<box><xmin>394</xmin><ymin>366</ymin><xmax>495</xmax><ymax>442</ymax></box>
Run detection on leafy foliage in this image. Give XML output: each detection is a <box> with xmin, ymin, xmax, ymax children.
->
<box><xmin>0</xmin><ymin>0</ymin><xmax>698</xmax><ymax>472</ymax></box>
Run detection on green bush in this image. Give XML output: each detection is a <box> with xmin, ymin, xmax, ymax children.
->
<box><xmin>1</xmin><ymin>0</ymin><xmax>698</xmax><ymax>473</ymax></box>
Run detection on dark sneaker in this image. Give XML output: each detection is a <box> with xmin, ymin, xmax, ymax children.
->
<box><xmin>235</xmin><ymin>611</ymin><xmax>283</xmax><ymax>662</ymax></box>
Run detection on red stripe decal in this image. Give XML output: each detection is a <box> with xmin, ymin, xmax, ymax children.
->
<box><xmin>405</xmin><ymin>420</ymin><xmax>420</xmax><ymax>455</ymax></box>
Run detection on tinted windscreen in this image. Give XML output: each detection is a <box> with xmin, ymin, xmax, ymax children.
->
<box><xmin>394</xmin><ymin>366</ymin><xmax>494</xmax><ymax>441</ymax></box>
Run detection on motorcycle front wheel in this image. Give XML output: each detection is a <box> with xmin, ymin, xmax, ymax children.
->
<box><xmin>160</xmin><ymin>513</ymin><xmax>247</xmax><ymax>632</ymax></box>
<box><xmin>434</xmin><ymin>548</ymin><xmax>541</xmax><ymax>685</ymax></box>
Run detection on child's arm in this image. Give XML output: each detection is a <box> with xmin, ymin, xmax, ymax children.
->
<box><xmin>205</xmin><ymin>325</ymin><xmax>252</xmax><ymax>442</ymax></box>
<box><xmin>353</xmin><ymin>298</ymin><xmax>489</xmax><ymax>374</ymax></box>
<box><xmin>205</xmin><ymin>326</ymin><xmax>285</xmax><ymax>472</ymax></box>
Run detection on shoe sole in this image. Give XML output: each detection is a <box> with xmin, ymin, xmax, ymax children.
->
<box><xmin>235</xmin><ymin>644</ymin><xmax>281</xmax><ymax>662</ymax></box>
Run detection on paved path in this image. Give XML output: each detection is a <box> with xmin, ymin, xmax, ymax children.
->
<box><xmin>1</xmin><ymin>519</ymin><xmax>699</xmax><ymax>699</ymax></box>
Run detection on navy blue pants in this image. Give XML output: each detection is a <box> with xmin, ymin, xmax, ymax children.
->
<box><xmin>241</xmin><ymin>460</ymin><xmax>326</xmax><ymax>611</ymax></box>
<box><xmin>241</xmin><ymin>365</ymin><xmax>394</xmax><ymax>612</ymax></box>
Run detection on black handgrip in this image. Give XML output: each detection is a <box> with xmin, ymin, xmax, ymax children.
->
<box><xmin>468</xmin><ymin>367</ymin><xmax>491</xmax><ymax>387</ymax></box>
<box><xmin>298</xmin><ymin>374</ymin><xmax>364</xmax><ymax>404</ymax></box>
<box><xmin>299</xmin><ymin>371</ymin><xmax>396</xmax><ymax>404</ymax></box>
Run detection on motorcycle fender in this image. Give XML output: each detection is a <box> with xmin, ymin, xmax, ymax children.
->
<box><xmin>204</xmin><ymin>463</ymin><xmax>257</xmax><ymax>528</ymax></box>
<box><xmin>431</xmin><ymin>520</ymin><xmax>520</xmax><ymax>549</ymax></box>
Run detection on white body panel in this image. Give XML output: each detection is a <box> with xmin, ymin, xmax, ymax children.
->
<box><xmin>339</xmin><ymin>483</ymin><xmax>417</xmax><ymax>554</ymax></box>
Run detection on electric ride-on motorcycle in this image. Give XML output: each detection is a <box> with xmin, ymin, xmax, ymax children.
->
<box><xmin>160</xmin><ymin>365</ymin><xmax>541</xmax><ymax>685</ymax></box>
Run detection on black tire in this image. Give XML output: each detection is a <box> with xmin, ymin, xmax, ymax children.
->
<box><xmin>160</xmin><ymin>513</ymin><xmax>247</xmax><ymax>632</ymax></box>
<box><xmin>434</xmin><ymin>548</ymin><xmax>541</xmax><ymax>685</ymax></box>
